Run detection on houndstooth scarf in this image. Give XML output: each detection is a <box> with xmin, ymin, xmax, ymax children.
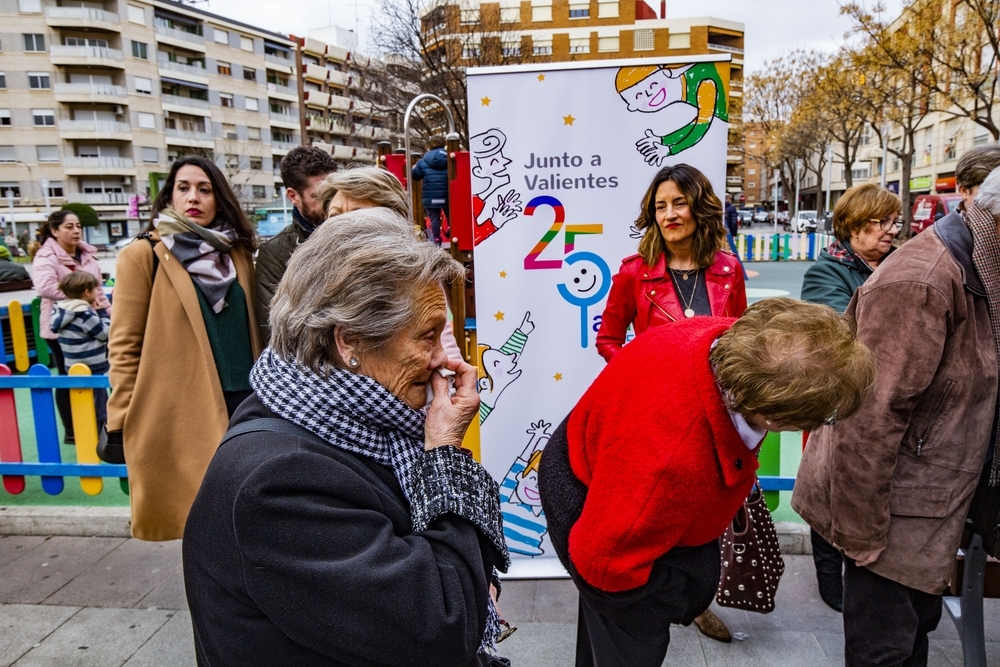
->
<box><xmin>154</xmin><ymin>207</ymin><xmax>236</xmax><ymax>313</ymax></box>
<box><xmin>249</xmin><ymin>347</ymin><xmax>508</xmax><ymax>650</ymax></box>
<box><xmin>965</xmin><ymin>201</ymin><xmax>1000</xmax><ymax>486</ymax></box>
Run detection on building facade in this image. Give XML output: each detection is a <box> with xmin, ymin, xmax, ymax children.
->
<box><xmin>419</xmin><ymin>0</ymin><xmax>746</xmax><ymax>193</ymax></box>
<box><xmin>0</xmin><ymin>0</ymin><xmax>299</xmax><ymax>243</ymax></box>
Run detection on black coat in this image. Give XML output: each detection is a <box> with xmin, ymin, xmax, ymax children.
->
<box><xmin>183</xmin><ymin>395</ymin><xmax>499</xmax><ymax>667</ymax></box>
<box><xmin>411</xmin><ymin>148</ymin><xmax>450</xmax><ymax>209</ymax></box>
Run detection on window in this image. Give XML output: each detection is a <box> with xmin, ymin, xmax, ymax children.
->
<box><xmin>0</xmin><ymin>148</ymin><xmax>15</xmax><ymax>163</ymax></box>
<box><xmin>135</xmin><ymin>77</ymin><xmax>153</xmax><ymax>94</ymax></box>
<box><xmin>36</xmin><ymin>145</ymin><xmax>58</xmax><ymax>162</ymax></box>
<box><xmin>23</xmin><ymin>34</ymin><xmax>45</xmax><ymax>52</ymax></box>
<box><xmin>597</xmin><ymin>1</ymin><xmax>618</xmax><ymax>17</ymax></box>
<box><xmin>748</xmin><ymin>168</ymin><xmax>756</xmax><ymax>175</ymax></box>
<box><xmin>32</xmin><ymin>109</ymin><xmax>54</xmax><ymax>126</ymax></box>
<box><xmin>132</xmin><ymin>41</ymin><xmax>148</xmax><ymax>59</ymax></box>
<box><xmin>634</xmin><ymin>28</ymin><xmax>654</xmax><ymax>51</ymax></box>
<box><xmin>531</xmin><ymin>5</ymin><xmax>552</xmax><ymax>21</ymax></box>
<box><xmin>569</xmin><ymin>38</ymin><xmax>589</xmax><ymax>54</ymax></box>
<box><xmin>569</xmin><ymin>4</ymin><xmax>590</xmax><ymax>18</ymax></box>
<box><xmin>0</xmin><ymin>73</ymin><xmax>5</xmax><ymax>89</ymax></box>
<box><xmin>247</xmin><ymin>126</ymin><xmax>261</xmax><ymax>140</ymax></box>
<box><xmin>28</xmin><ymin>72</ymin><xmax>50</xmax><ymax>89</ymax></box>
<box><xmin>245</xmin><ymin>97</ymin><xmax>259</xmax><ymax>112</ymax></box>
<box><xmin>137</xmin><ymin>112</ymin><xmax>156</xmax><ymax>129</ymax></box>
<box><xmin>945</xmin><ymin>136</ymin><xmax>957</xmax><ymax>161</ymax></box>
<box><xmin>47</xmin><ymin>182</ymin><xmax>63</xmax><ymax>197</ymax></box>
<box><xmin>249</xmin><ymin>157</ymin><xmax>262</xmax><ymax>170</ymax></box>
<box><xmin>127</xmin><ymin>4</ymin><xmax>145</xmax><ymax>24</ymax></box>
<box><xmin>502</xmin><ymin>42</ymin><xmax>520</xmax><ymax>57</ymax></box>
<box><xmin>669</xmin><ymin>32</ymin><xmax>690</xmax><ymax>49</ymax></box>
<box><xmin>240</xmin><ymin>36</ymin><xmax>253</xmax><ymax>52</ymax></box>
<box><xmin>462</xmin><ymin>46</ymin><xmax>480</xmax><ymax>59</ymax></box>
<box><xmin>65</xmin><ymin>37</ymin><xmax>107</xmax><ymax>48</ymax></box>
<box><xmin>0</xmin><ymin>110</ymin><xmax>9</xmax><ymax>127</ymax></box>
<box><xmin>224</xmin><ymin>153</ymin><xmax>239</xmax><ymax>168</ymax></box>
<box><xmin>975</xmin><ymin>126</ymin><xmax>990</xmax><ymax>146</ymax></box>
<box><xmin>532</xmin><ymin>39</ymin><xmax>552</xmax><ymax>55</ymax></box>
<box><xmin>220</xmin><ymin>93</ymin><xmax>234</xmax><ymax>108</ymax></box>
<box><xmin>17</xmin><ymin>0</ymin><xmax>41</xmax><ymax>13</ymax></box>
<box><xmin>214</xmin><ymin>29</ymin><xmax>229</xmax><ymax>45</ymax></box>
<box><xmin>747</xmin><ymin>182</ymin><xmax>755</xmax><ymax>189</ymax></box>
<box><xmin>460</xmin><ymin>9</ymin><xmax>480</xmax><ymax>24</ymax></box>
<box><xmin>598</xmin><ymin>36</ymin><xmax>619</xmax><ymax>52</ymax></box>
<box><xmin>500</xmin><ymin>6</ymin><xmax>520</xmax><ymax>22</ymax></box>
<box><xmin>217</xmin><ymin>61</ymin><xmax>232</xmax><ymax>76</ymax></box>
<box><xmin>142</xmin><ymin>147</ymin><xmax>158</xmax><ymax>163</ymax></box>
<box><xmin>0</xmin><ymin>182</ymin><xmax>21</xmax><ymax>196</ymax></box>
<box><xmin>223</xmin><ymin>123</ymin><xmax>237</xmax><ymax>139</ymax></box>
<box><xmin>243</xmin><ymin>67</ymin><xmax>257</xmax><ymax>82</ymax></box>
<box><xmin>252</xmin><ymin>184</ymin><xmax>266</xmax><ymax>198</ymax></box>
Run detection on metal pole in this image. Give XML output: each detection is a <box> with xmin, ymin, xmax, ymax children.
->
<box><xmin>402</xmin><ymin>93</ymin><xmax>456</xmax><ymax>220</ymax></box>
<box><xmin>773</xmin><ymin>170</ymin><xmax>779</xmax><ymax>234</ymax></box>
<box><xmin>5</xmin><ymin>190</ymin><xmax>15</xmax><ymax>238</ymax></box>
<box><xmin>280</xmin><ymin>186</ymin><xmax>288</xmax><ymax>226</ymax></box>
<box><xmin>40</xmin><ymin>177</ymin><xmax>51</xmax><ymax>215</ymax></box>
<box><xmin>880</xmin><ymin>121</ymin><xmax>890</xmax><ymax>188</ymax></box>
<box><xmin>794</xmin><ymin>159</ymin><xmax>802</xmax><ymax>223</ymax></box>
<box><xmin>825</xmin><ymin>145</ymin><xmax>833</xmax><ymax>215</ymax></box>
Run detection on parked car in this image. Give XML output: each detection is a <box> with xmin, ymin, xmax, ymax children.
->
<box><xmin>738</xmin><ymin>209</ymin><xmax>753</xmax><ymax>227</ymax></box>
<box><xmin>910</xmin><ymin>194</ymin><xmax>963</xmax><ymax>235</ymax></box>
<box><xmin>787</xmin><ymin>210</ymin><xmax>818</xmax><ymax>233</ymax></box>
<box><xmin>753</xmin><ymin>208</ymin><xmax>769</xmax><ymax>223</ymax></box>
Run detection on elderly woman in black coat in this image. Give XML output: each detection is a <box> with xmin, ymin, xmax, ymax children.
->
<box><xmin>183</xmin><ymin>207</ymin><xmax>509</xmax><ymax>666</ymax></box>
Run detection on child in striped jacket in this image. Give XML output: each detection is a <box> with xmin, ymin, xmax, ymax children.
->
<box><xmin>50</xmin><ymin>271</ymin><xmax>110</xmax><ymax>430</ymax></box>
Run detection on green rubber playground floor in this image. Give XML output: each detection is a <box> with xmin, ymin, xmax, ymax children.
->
<box><xmin>0</xmin><ymin>389</ymin><xmax>129</xmax><ymax>506</ymax></box>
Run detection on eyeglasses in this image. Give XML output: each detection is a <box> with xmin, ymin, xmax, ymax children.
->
<box><xmin>871</xmin><ymin>217</ymin><xmax>903</xmax><ymax>231</ymax></box>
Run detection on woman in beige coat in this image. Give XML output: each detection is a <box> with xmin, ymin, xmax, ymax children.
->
<box><xmin>108</xmin><ymin>156</ymin><xmax>263</xmax><ymax>541</ymax></box>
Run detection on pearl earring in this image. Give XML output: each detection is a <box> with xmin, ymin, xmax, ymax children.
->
<box><xmin>349</xmin><ymin>358</ymin><xmax>359</xmax><ymax>368</ymax></box>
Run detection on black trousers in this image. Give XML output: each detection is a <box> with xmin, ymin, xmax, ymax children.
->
<box><xmin>576</xmin><ymin>597</ymin><xmax>671</xmax><ymax>667</ymax></box>
<box><xmin>46</xmin><ymin>339</ymin><xmax>74</xmax><ymax>439</ymax></box>
<box><xmin>812</xmin><ymin>528</ymin><xmax>844</xmax><ymax>575</ymax></box>
<box><xmin>843</xmin><ymin>558</ymin><xmax>942</xmax><ymax>667</ymax></box>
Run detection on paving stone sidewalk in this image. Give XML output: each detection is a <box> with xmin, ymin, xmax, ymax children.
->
<box><xmin>0</xmin><ymin>535</ymin><xmax>997</xmax><ymax>666</ymax></box>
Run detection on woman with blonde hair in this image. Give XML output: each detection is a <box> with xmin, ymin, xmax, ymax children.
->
<box><xmin>316</xmin><ymin>166</ymin><xmax>410</xmax><ymax>219</ymax></box>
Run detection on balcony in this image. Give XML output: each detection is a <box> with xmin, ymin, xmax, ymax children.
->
<box><xmin>304</xmin><ymin>90</ymin><xmax>330</xmax><ymax>108</ymax></box>
<box><xmin>726</xmin><ymin>176</ymin><xmax>743</xmax><ymax>184</ymax></box>
<box><xmin>354</xmin><ymin>147</ymin><xmax>376</xmax><ymax>162</ymax></box>
<box><xmin>165</xmin><ymin>127</ymin><xmax>214</xmax><ymax>147</ymax></box>
<box><xmin>59</xmin><ymin>120</ymin><xmax>131</xmax><ymax>141</ymax></box>
<box><xmin>266</xmin><ymin>82</ymin><xmax>298</xmax><ymax>102</ymax></box>
<box><xmin>331</xmin><ymin>145</ymin><xmax>355</xmax><ymax>160</ymax></box>
<box><xmin>306</xmin><ymin>116</ymin><xmax>332</xmax><ymax>133</ymax></box>
<box><xmin>45</xmin><ymin>6</ymin><xmax>120</xmax><ymax>30</ymax></box>
<box><xmin>303</xmin><ymin>63</ymin><xmax>328</xmax><ymax>83</ymax></box>
<box><xmin>50</xmin><ymin>45</ymin><xmax>125</xmax><ymax>69</ymax></box>
<box><xmin>328</xmin><ymin>70</ymin><xmax>348</xmax><ymax>88</ymax></box>
<box><xmin>161</xmin><ymin>94</ymin><xmax>211</xmax><ymax>117</ymax></box>
<box><xmin>158</xmin><ymin>60</ymin><xmax>209</xmax><ymax>84</ymax></box>
<box><xmin>708</xmin><ymin>42</ymin><xmax>744</xmax><ymax>54</ymax></box>
<box><xmin>330</xmin><ymin>120</ymin><xmax>350</xmax><ymax>135</ymax></box>
<box><xmin>329</xmin><ymin>94</ymin><xmax>352</xmax><ymax>112</ymax></box>
<box><xmin>269</xmin><ymin>112</ymin><xmax>299</xmax><ymax>130</ymax></box>
<box><xmin>154</xmin><ymin>21</ymin><xmax>206</xmax><ymax>51</ymax></box>
<box><xmin>271</xmin><ymin>140</ymin><xmax>299</xmax><ymax>153</ymax></box>
<box><xmin>265</xmin><ymin>53</ymin><xmax>294</xmax><ymax>73</ymax></box>
<box><xmin>54</xmin><ymin>83</ymin><xmax>127</xmax><ymax>103</ymax></box>
<box><xmin>354</xmin><ymin>124</ymin><xmax>392</xmax><ymax>141</ymax></box>
<box><xmin>64</xmin><ymin>156</ymin><xmax>135</xmax><ymax>176</ymax></box>
<box><xmin>67</xmin><ymin>192</ymin><xmax>129</xmax><ymax>205</ymax></box>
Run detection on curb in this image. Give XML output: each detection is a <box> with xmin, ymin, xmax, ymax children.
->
<box><xmin>0</xmin><ymin>506</ymin><xmax>131</xmax><ymax>538</ymax></box>
<box><xmin>0</xmin><ymin>507</ymin><xmax>815</xmax><ymax>555</ymax></box>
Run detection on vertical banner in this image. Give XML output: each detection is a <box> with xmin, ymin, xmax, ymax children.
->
<box><xmin>467</xmin><ymin>56</ymin><xmax>730</xmax><ymax>574</ymax></box>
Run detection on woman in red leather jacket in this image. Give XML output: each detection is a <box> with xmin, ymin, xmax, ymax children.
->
<box><xmin>597</xmin><ymin>164</ymin><xmax>747</xmax><ymax>364</ymax></box>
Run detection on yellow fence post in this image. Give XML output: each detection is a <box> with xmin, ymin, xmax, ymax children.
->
<box><xmin>7</xmin><ymin>301</ymin><xmax>29</xmax><ymax>372</ymax></box>
<box><xmin>68</xmin><ymin>363</ymin><xmax>103</xmax><ymax>495</ymax></box>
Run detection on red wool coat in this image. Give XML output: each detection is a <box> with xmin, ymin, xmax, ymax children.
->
<box><xmin>567</xmin><ymin>318</ymin><xmax>760</xmax><ymax>592</ymax></box>
<box><xmin>596</xmin><ymin>250</ymin><xmax>747</xmax><ymax>362</ymax></box>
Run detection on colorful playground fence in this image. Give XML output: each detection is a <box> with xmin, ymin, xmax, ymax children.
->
<box><xmin>735</xmin><ymin>232</ymin><xmax>834</xmax><ymax>262</ymax></box>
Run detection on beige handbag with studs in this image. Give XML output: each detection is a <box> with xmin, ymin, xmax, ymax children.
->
<box><xmin>716</xmin><ymin>481</ymin><xmax>785</xmax><ymax>613</ymax></box>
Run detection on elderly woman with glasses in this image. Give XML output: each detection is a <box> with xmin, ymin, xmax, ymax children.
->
<box><xmin>799</xmin><ymin>183</ymin><xmax>901</xmax><ymax>611</ymax></box>
<box><xmin>539</xmin><ymin>298</ymin><xmax>875</xmax><ymax>667</ymax></box>
<box><xmin>182</xmin><ymin>208</ymin><xmax>508</xmax><ymax>666</ymax></box>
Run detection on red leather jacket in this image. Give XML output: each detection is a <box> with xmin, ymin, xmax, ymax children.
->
<box><xmin>596</xmin><ymin>250</ymin><xmax>747</xmax><ymax>362</ymax></box>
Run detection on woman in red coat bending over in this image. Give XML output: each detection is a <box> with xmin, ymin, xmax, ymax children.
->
<box><xmin>597</xmin><ymin>163</ymin><xmax>746</xmax><ymax>364</ymax></box>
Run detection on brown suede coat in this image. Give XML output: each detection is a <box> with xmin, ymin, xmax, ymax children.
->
<box><xmin>792</xmin><ymin>215</ymin><xmax>998</xmax><ymax>595</ymax></box>
<box><xmin>107</xmin><ymin>233</ymin><xmax>263</xmax><ymax>541</ymax></box>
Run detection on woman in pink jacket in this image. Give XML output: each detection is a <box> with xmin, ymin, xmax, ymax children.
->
<box><xmin>33</xmin><ymin>210</ymin><xmax>110</xmax><ymax>444</ymax></box>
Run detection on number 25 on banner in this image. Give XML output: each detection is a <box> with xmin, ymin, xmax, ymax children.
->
<box><xmin>522</xmin><ymin>196</ymin><xmax>603</xmax><ymax>270</ymax></box>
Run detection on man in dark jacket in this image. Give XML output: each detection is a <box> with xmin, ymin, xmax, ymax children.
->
<box><xmin>723</xmin><ymin>194</ymin><xmax>747</xmax><ymax>280</ymax></box>
<box><xmin>411</xmin><ymin>136</ymin><xmax>449</xmax><ymax>245</ymax></box>
<box><xmin>255</xmin><ymin>146</ymin><xmax>336</xmax><ymax>341</ymax></box>
<box><xmin>0</xmin><ymin>246</ymin><xmax>30</xmax><ymax>286</ymax></box>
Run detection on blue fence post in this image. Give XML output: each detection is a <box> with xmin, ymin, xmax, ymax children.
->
<box><xmin>30</xmin><ymin>364</ymin><xmax>64</xmax><ymax>495</ymax></box>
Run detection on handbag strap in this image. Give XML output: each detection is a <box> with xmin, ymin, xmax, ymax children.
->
<box><xmin>220</xmin><ymin>417</ymin><xmax>325</xmax><ymax>447</ymax></box>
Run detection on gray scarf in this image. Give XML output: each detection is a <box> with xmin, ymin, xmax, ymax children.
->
<box><xmin>153</xmin><ymin>207</ymin><xmax>236</xmax><ymax>313</ymax></box>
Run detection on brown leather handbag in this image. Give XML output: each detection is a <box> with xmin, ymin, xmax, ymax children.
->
<box><xmin>716</xmin><ymin>482</ymin><xmax>785</xmax><ymax>613</ymax></box>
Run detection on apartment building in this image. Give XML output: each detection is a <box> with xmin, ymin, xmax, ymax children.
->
<box><xmin>0</xmin><ymin>0</ymin><xmax>299</xmax><ymax>243</ymax></box>
<box><xmin>293</xmin><ymin>28</ymin><xmax>395</xmax><ymax>168</ymax></box>
<box><xmin>420</xmin><ymin>0</ymin><xmax>746</xmax><ymax>193</ymax></box>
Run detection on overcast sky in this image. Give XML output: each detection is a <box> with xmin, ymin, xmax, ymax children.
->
<box><xmin>198</xmin><ymin>0</ymin><xmax>906</xmax><ymax>74</ymax></box>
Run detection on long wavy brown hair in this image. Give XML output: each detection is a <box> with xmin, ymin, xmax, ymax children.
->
<box><xmin>636</xmin><ymin>164</ymin><xmax>726</xmax><ymax>269</ymax></box>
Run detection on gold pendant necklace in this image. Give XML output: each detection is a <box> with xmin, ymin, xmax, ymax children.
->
<box><xmin>669</xmin><ymin>268</ymin><xmax>701</xmax><ymax>318</ymax></box>
<box><xmin>670</xmin><ymin>267</ymin><xmax>695</xmax><ymax>281</ymax></box>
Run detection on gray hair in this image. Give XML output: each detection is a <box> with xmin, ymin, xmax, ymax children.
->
<box><xmin>315</xmin><ymin>167</ymin><xmax>410</xmax><ymax>219</ymax></box>
<box><xmin>269</xmin><ymin>207</ymin><xmax>465</xmax><ymax>374</ymax></box>
<box><xmin>974</xmin><ymin>166</ymin><xmax>1000</xmax><ymax>216</ymax></box>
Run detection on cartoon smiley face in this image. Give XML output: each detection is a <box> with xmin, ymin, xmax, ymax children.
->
<box><xmin>620</xmin><ymin>69</ymin><xmax>683</xmax><ymax>113</ymax></box>
<box><xmin>558</xmin><ymin>253</ymin><xmax>611</xmax><ymax>304</ymax></box>
<box><xmin>515</xmin><ymin>468</ymin><xmax>542</xmax><ymax>507</ymax></box>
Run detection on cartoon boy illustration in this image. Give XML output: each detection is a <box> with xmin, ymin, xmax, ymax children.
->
<box><xmin>478</xmin><ymin>311</ymin><xmax>534</xmax><ymax>423</ymax></box>
<box><xmin>616</xmin><ymin>63</ymin><xmax>729</xmax><ymax>166</ymax></box>
<box><xmin>499</xmin><ymin>419</ymin><xmax>552</xmax><ymax>557</ymax></box>
<box><xmin>470</xmin><ymin>128</ymin><xmax>523</xmax><ymax>246</ymax></box>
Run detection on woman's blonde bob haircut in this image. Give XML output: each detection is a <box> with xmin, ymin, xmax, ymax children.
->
<box><xmin>315</xmin><ymin>167</ymin><xmax>410</xmax><ymax>220</ymax></box>
<box><xmin>833</xmin><ymin>183</ymin><xmax>901</xmax><ymax>242</ymax></box>
<box><xmin>710</xmin><ymin>298</ymin><xmax>876</xmax><ymax>431</ymax></box>
<box><xmin>269</xmin><ymin>207</ymin><xmax>464</xmax><ymax>374</ymax></box>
